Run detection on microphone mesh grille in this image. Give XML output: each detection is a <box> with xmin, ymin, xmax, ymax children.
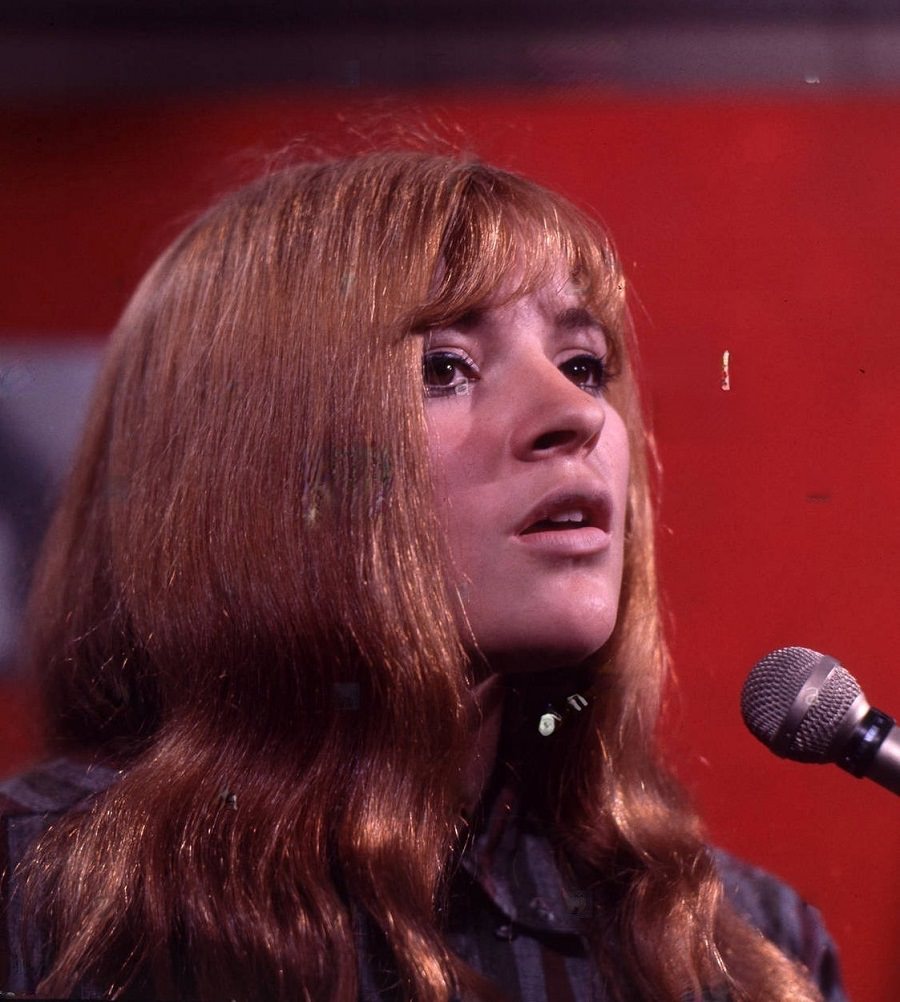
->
<box><xmin>741</xmin><ymin>646</ymin><xmax>862</xmax><ymax>762</ymax></box>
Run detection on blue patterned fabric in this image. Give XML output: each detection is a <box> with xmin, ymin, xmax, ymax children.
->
<box><xmin>1</xmin><ymin>758</ymin><xmax>847</xmax><ymax>1001</ymax></box>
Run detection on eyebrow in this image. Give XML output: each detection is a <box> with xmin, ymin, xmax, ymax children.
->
<box><xmin>451</xmin><ymin>307</ymin><xmax>484</xmax><ymax>330</ymax></box>
<box><xmin>555</xmin><ymin>306</ymin><xmax>602</xmax><ymax>331</ymax></box>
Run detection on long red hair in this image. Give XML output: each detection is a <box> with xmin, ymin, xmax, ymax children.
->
<box><xmin>22</xmin><ymin>151</ymin><xmax>822</xmax><ymax>1000</ymax></box>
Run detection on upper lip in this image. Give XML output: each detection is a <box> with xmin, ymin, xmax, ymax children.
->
<box><xmin>516</xmin><ymin>486</ymin><xmax>612</xmax><ymax>535</ymax></box>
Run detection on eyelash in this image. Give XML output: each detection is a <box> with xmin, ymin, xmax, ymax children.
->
<box><xmin>560</xmin><ymin>354</ymin><xmax>614</xmax><ymax>395</ymax></box>
<box><xmin>422</xmin><ymin>351</ymin><xmax>614</xmax><ymax>398</ymax></box>
<box><xmin>422</xmin><ymin>352</ymin><xmax>478</xmax><ymax>398</ymax></box>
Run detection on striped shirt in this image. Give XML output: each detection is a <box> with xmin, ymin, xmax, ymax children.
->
<box><xmin>1</xmin><ymin>758</ymin><xmax>846</xmax><ymax>1001</ymax></box>
<box><xmin>443</xmin><ymin>770</ymin><xmax>846</xmax><ymax>1001</ymax></box>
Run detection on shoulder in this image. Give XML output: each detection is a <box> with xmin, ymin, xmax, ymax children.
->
<box><xmin>0</xmin><ymin>756</ymin><xmax>121</xmax><ymax>858</ymax></box>
<box><xmin>0</xmin><ymin>757</ymin><xmax>121</xmax><ymax>995</ymax></box>
<box><xmin>712</xmin><ymin>848</ymin><xmax>848</xmax><ymax>1002</ymax></box>
<box><xmin>0</xmin><ymin>755</ymin><xmax>122</xmax><ymax>887</ymax></box>
<box><xmin>0</xmin><ymin>756</ymin><xmax>120</xmax><ymax>818</ymax></box>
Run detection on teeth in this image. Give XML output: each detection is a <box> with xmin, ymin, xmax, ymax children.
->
<box><xmin>547</xmin><ymin>510</ymin><xmax>586</xmax><ymax>524</ymax></box>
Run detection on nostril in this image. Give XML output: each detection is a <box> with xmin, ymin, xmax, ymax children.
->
<box><xmin>532</xmin><ymin>429</ymin><xmax>578</xmax><ymax>451</ymax></box>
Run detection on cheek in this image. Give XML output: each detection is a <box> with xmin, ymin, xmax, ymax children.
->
<box><xmin>426</xmin><ymin>410</ymin><xmax>486</xmax><ymax>524</ymax></box>
<box><xmin>602</xmin><ymin>407</ymin><xmax>631</xmax><ymax>515</ymax></box>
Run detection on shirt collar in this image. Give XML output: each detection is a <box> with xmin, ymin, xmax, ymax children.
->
<box><xmin>457</xmin><ymin>768</ymin><xmax>587</xmax><ymax>938</ymax></box>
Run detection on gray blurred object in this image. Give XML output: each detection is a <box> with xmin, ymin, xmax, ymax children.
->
<box><xmin>0</xmin><ymin>340</ymin><xmax>103</xmax><ymax>676</ymax></box>
<box><xmin>1</xmin><ymin>0</ymin><xmax>899</xmax><ymax>96</ymax></box>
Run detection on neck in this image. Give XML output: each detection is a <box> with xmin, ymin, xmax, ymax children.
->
<box><xmin>462</xmin><ymin>663</ymin><xmax>596</xmax><ymax>816</ymax></box>
<box><xmin>461</xmin><ymin>674</ymin><xmax>505</xmax><ymax>816</ymax></box>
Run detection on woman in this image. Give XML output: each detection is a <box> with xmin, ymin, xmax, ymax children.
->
<box><xmin>0</xmin><ymin>151</ymin><xmax>844</xmax><ymax>1000</ymax></box>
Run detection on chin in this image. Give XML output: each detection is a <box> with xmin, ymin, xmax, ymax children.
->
<box><xmin>475</xmin><ymin>614</ymin><xmax>618</xmax><ymax>675</ymax></box>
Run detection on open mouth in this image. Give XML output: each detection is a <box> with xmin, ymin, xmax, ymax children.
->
<box><xmin>515</xmin><ymin>498</ymin><xmax>611</xmax><ymax>555</ymax></box>
<box><xmin>520</xmin><ymin>510</ymin><xmax>595</xmax><ymax>533</ymax></box>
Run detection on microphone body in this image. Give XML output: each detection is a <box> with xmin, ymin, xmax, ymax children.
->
<box><xmin>741</xmin><ymin>647</ymin><xmax>900</xmax><ymax>797</ymax></box>
<box><xmin>830</xmin><ymin>697</ymin><xmax>900</xmax><ymax>794</ymax></box>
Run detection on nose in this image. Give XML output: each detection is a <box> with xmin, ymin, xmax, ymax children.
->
<box><xmin>509</xmin><ymin>359</ymin><xmax>607</xmax><ymax>461</ymax></box>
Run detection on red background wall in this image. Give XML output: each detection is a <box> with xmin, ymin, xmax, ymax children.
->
<box><xmin>2</xmin><ymin>92</ymin><xmax>898</xmax><ymax>998</ymax></box>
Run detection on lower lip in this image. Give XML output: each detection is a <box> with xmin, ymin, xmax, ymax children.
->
<box><xmin>514</xmin><ymin>526</ymin><xmax>611</xmax><ymax>556</ymax></box>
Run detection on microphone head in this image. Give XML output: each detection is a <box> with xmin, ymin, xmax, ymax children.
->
<box><xmin>741</xmin><ymin>646</ymin><xmax>862</xmax><ymax>763</ymax></box>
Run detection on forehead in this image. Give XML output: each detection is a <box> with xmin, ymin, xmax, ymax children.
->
<box><xmin>483</xmin><ymin>259</ymin><xmax>581</xmax><ymax>304</ymax></box>
<box><xmin>450</xmin><ymin>252</ymin><xmax>584</xmax><ymax>311</ymax></box>
<box><xmin>414</xmin><ymin>227</ymin><xmax>623</xmax><ymax>350</ymax></box>
<box><xmin>452</xmin><ymin>267</ymin><xmax>604</xmax><ymax>333</ymax></box>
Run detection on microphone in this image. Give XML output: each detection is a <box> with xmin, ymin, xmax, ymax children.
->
<box><xmin>741</xmin><ymin>646</ymin><xmax>900</xmax><ymax>797</ymax></box>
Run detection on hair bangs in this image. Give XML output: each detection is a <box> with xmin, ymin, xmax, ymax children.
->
<box><xmin>410</xmin><ymin>166</ymin><xmax>626</xmax><ymax>354</ymax></box>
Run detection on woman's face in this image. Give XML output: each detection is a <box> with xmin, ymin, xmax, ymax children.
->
<box><xmin>424</xmin><ymin>267</ymin><xmax>630</xmax><ymax>674</ymax></box>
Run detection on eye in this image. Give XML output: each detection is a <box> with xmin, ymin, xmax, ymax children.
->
<box><xmin>422</xmin><ymin>351</ymin><xmax>478</xmax><ymax>397</ymax></box>
<box><xmin>560</xmin><ymin>354</ymin><xmax>612</xmax><ymax>395</ymax></box>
